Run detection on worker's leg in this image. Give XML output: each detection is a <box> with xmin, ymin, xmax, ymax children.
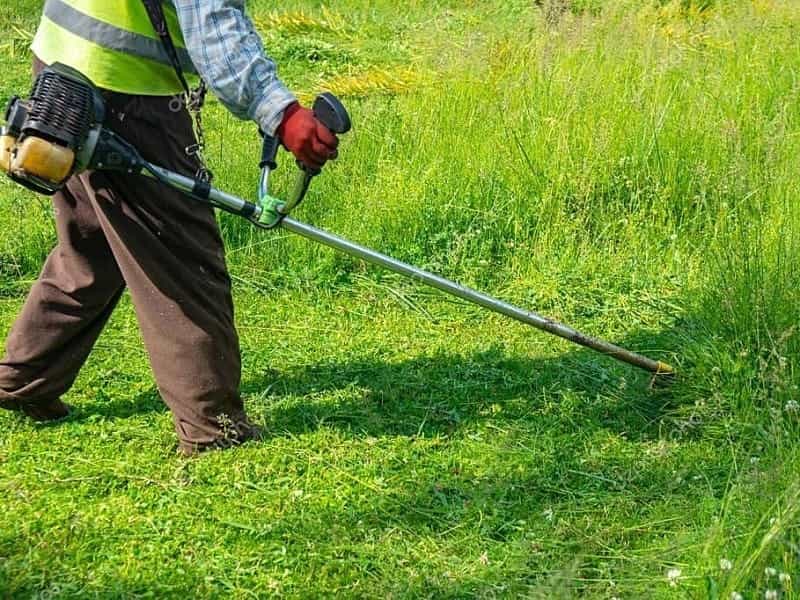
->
<box><xmin>84</xmin><ymin>93</ymin><xmax>256</xmax><ymax>454</ymax></box>
<box><xmin>0</xmin><ymin>176</ymin><xmax>125</xmax><ymax>420</ymax></box>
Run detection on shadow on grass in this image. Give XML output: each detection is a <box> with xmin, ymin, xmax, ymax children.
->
<box><xmin>72</xmin><ymin>387</ymin><xmax>169</xmax><ymax>421</ymax></box>
<box><xmin>239</xmin><ymin>323</ymin><xmax>684</xmax><ymax>441</ymax></box>
<box><xmin>7</xmin><ymin>327</ymin><xmax>711</xmax><ymax>598</ymax></box>
<box><xmin>71</xmin><ymin>324</ymin><xmax>683</xmax><ymax>443</ymax></box>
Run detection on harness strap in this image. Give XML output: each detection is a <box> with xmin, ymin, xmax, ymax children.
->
<box><xmin>140</xmin><ymin>0</ymin><xmax>212</xmax><ymax>182</ymax></box>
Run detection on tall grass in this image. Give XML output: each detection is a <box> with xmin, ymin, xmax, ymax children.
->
<box><xmin>217</xmin><ymin>2</ymin><xmax>800</xmax><ymax>592</ymax></box>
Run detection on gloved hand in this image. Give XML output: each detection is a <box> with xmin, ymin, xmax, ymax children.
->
<box><xmin>277</xmin><ymin>101</ymin><xmax>339</xmax><ymax>171</ymax></box>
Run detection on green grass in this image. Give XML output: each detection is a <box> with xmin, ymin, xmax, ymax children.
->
<box><xmin>1</xmin><ymin>0</ymin><xmax>799</xmax><ymax>597</ymax></box>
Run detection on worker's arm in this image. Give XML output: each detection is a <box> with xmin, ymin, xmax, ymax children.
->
<box><xmin>173</xmin><ymin>0</ymin><xmax>295</xmax><ymax>136</ymax></box>
<box><xmin>173</xmin><ymin>0</ymin><xmax>338</xmax><ymax>167</ymax></box>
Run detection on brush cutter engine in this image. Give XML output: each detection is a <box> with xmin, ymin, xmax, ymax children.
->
<box><xmin>1</xmin><ymin>63</ymin><xmax>108</xmax><ymax>195</ymax></box>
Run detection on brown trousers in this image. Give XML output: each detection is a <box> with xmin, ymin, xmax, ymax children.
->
<box><xmin>0</xmin><ymin>61</ymin><xmax>251</xmax><ymax>453</ymax></box>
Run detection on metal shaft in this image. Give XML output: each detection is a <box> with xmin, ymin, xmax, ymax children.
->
<box><xmin>142</xmin><ymin>162</ymin><xmax>673</xmax><ymax>376</ymax></box>
<box><xmin>144</xmin><ymin>165</ymin><xmax>258</xmax><ymax>217</ymax></box>
<box><xmin>281</xmin><ymin>217</ymin><xmax>674</xmax><ymax>376</ymax></box>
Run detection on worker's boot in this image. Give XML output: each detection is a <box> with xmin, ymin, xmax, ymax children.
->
<box><xmin>177</xmin><ymin>415</ymin><xmax>263</xmax><ymax>457</ymax></box>
<box><xmin>0</xmin><ymin>395</ymin><xmax>72</xmax><ymax>422</ymax></box>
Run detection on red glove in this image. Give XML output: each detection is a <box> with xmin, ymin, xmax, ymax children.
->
<box><xmin>277</xmin><ymin>102</ymin><xmax>339</xmax><ymax>170</ymax></box>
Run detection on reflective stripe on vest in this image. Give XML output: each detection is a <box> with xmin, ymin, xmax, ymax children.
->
<box><xmin>31</xmin><ymin>0</ymin><xmax>198</xmax><ymax>96</ymax></box>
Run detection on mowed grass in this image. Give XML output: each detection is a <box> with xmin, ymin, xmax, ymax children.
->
<box><xmin>1</xmin><ymin>0</ymin><xmax>799</xmax><ymax>597</ymax></box>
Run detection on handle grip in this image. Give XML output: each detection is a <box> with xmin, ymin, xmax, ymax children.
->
<box><xmin>259</xmin><ymin>93</ymin><xmax>351</xmax><ymax>173</ymax></box>
<box><xmin>312</xmin><ymin>92</ymin><xmax>352</xmax><ymax>135</ymax></box>
<box><xmin>259</xmin><ymin>132</ymin><xmax>279</xmax><ymax>170</ymax></box>
<box><xmin>255</xmin><ymin>93</ymin><xmax>351</xmax><ymax>228</ymax></box>
<box><xmin>299</xmin><ymin>92</ymin><xmax>352</xmax><ymax>176</ymax></box>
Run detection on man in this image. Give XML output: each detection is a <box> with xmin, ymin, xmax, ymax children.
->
<box><xmin>0</xmin><ymin>0</ymin><xmax>339</xmax><ymax>455</ymax></box>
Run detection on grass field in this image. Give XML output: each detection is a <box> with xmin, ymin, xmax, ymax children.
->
<box><xmin>1</xmin><ymin>0</ymin><xmax>799</xmax><ymax>597</ymax></box>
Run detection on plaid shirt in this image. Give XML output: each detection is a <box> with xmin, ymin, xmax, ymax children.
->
<box><xmin>173</xmin><ymin>0</ymin><xmax>297</xmax><ymax>136</ymax></box>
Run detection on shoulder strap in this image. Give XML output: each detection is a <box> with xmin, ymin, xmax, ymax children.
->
<box><xmin>140</xmin><ymin>0</ymin><xmax>192</xmax><ymax>98</ymax></box>
<box><xmin>140</xmin><ymin>0</ymin><xmax>212</xmax><ymax>181</ymax></box>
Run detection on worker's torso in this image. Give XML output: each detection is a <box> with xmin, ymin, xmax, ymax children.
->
<box><xmin>31</xmin><ymin>0</ymin><xmax>197</xmax><ymax>96</ymax></box>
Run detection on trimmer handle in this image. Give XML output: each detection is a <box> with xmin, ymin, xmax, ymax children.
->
<box><xmin>258</xmin><ymin>92</ymin><xmax>351</xmax><ymax>172</ymax></box>
<box><xmin>255</xmin><ymin>93</ymin><xmax>351</xmax><ymax>229</ymax></box>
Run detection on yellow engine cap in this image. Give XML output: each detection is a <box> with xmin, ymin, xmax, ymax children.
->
<box><xmin>0</xmin><ymin>134</ymin><xmax>16</xmax><ymax>173</ymax></box>
<box><xmin>11</xmin><ymin>136</ymin><xmax>75</xmax><ymax>184</ymax></box>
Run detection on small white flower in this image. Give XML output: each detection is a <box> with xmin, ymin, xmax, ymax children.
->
<box><xmin>785</xmin><ymin>400</ymin><xmax>799</xmax><ymax>413</ymax></box>
<box><xmin>667</xmin><ymin>568</ymin><xmax>681</xmax><ymax>587</ymax></box>
<box><xmin>720</xmin><ymin>558</ymin><xmax>733</xmax><ymax>571</ymax></box>
<box><xmin>543</xmin><ymin>507</ymin><xmax>554</xmax><ymax>522</ymax></box>
<box><xmin>780</xmin><ymin>572</ymin><xmax>791</xmax><ymax>585</ymax></box>
<box><xmin>731</xmin><ymin>593</ymin><xmax>743</xmax><ymax>600</ymax></box>
<box><xmin>769</xmin><ymin>517</ymin><xmax>778</xmax><ymax>526</ymax></box>
<box><xmin>765</xmin><ymin>590</ymin><xmax>778</xmax><ymax>600</ymax></box>
<box><xmin>766</xmin><ymin>567</ymin><xmax>778</xmax><ymax>577</ymax></box>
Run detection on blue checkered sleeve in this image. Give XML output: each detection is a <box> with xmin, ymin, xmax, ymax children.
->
<box><xmin>173</xmin><ymin>0</ymin><xmax>297</xmax><ymax>136</ymax></box>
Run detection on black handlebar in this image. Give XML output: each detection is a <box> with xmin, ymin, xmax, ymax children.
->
<box><xmin>259</xmin><ymin>135</ymin><xmax>280</xmax><ymax>170</ymax></box>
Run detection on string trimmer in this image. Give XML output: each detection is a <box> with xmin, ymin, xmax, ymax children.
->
<box><xmin>0</xmin><ymin>64</ymin><xmax>675</xmax><ymax>383</ymax></box>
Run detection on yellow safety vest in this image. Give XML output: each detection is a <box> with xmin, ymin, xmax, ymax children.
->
<box><xmin>31</xmin><ymin>0</ymin><xmax>197</xmax><ymax>96</ymax></box>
